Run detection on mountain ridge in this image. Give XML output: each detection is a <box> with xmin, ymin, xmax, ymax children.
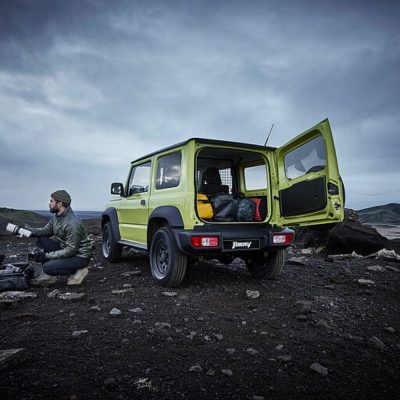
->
<box><xmin>0</xmin><ymin>207</ymin><xmax>48</xmax><ymax>232</ymax></box>
<box><xmin>357</xmin><ymin>203</ymin><xmax>400</xmax><ymax>224</ymax></box>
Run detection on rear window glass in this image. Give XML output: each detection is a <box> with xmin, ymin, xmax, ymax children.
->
<box><xmin>284</xmin><ymin>135</ymin><xmax>326</xmax><ymax>179</ymax></box>
<box><xmin>156</xmin><ymin>152</ymin><xmax>182</xmax><ymax>189</ymax></box>
<box><xmin>244</xmin><ymin>165</ymin><xmax>268</xmax><ymax>190</ymax></box>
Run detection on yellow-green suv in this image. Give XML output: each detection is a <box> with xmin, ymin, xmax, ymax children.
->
<box><xmin>102</xmin><ymin>119</ymin><xmax>344</xmax><ymax>287</ymax></box>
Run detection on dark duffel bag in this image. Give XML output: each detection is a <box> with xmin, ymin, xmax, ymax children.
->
<box><xmin>0</xmin><ymin>262</ymin><xmax>35</xmax><ymax>292</ymax></box>
<box><xmin>210</xmin><ymin>194</ymin><xmax>238</xmax><ymax>222</ymax></box>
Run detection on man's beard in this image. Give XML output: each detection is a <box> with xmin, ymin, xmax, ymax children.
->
<box><xmin>49</xmin><ymin>206</ymin><xmax>58</xmax><ymax>214</ymax></box>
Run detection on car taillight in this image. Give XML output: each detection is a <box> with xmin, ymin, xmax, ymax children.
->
<box><xmin>191</xmin><ymin>236</ymin><xmax>219</xmax><ymax>248</ymax></box>
<box><xmin>272</xmin><ymin>233</ymin><xmax>293</xmax><ymax>245</ymax></box>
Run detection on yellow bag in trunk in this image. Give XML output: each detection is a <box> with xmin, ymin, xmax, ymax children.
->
<box><xmin>197</xmin><ymin>194</ymin><xmax>214</xmax><ymax>219</ymax></box>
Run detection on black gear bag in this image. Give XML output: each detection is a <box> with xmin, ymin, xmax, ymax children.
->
<box><xmin>209</xmin><ymin>194</ymin><xmax>238</xmax><ymax>222</ymax></box>
<box><xmin>0</xmin><ymin>262</ymin><xmax>35</xmax><ymax>292</ymax></box>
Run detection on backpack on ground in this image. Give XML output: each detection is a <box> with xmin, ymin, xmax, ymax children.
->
<box><xmin>0</xmin><ymin>262</ymin><xmax>35</xmax><ymax>292</ymax></box>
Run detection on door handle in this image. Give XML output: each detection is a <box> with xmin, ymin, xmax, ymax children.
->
<box><xmin>140</xmin><ymin>199</ymin><xmax>146</xmax><ymax>206</ymax></box>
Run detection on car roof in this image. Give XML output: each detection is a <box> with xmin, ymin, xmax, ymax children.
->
<box><xmin>131</xmin><ymin>137</ymin><xmax>276</xmax><ymax>163</ymax></box>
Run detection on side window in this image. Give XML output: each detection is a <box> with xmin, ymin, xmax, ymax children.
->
<box><xmin>156</xmin><ymin>152</ymin><xmax>182</xmax><ymax>190</ymax></box>
<box><xmin>244</xmin><ymin>164</ymin><xmax>268</xmax><ymax>191</ymax></box>
<box><xmin>284</xmin><ymin>135</ymin><xmax>326</xmax><ymax>180</ymax></box>
<box><xmin>127</xmin><ymin>162</ymin><xmax>151</xmax><ymax>196</ymax></box>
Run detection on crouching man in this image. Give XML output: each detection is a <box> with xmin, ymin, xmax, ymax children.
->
<box><xmin>11</xmin><ymin>190</ymin><xmax>92</xmax><ymax>286</ymax></box>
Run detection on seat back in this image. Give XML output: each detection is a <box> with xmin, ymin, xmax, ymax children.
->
<box><xmin>200</xmin><ymin>167</ymin><xmax>229</xmax><ymax>195</ymax></box>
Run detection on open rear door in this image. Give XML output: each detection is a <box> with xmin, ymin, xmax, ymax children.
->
<box><xmin>274</xmin><ymin>119</ymin><xmax>344</xmax><ymax>227</ymax></box>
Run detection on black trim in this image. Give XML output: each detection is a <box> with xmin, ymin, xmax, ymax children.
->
<box><xmin>279</xmin><ymin>176</ymin><xmax>327</xmax><ymax>217</ymax></box>
<box><xmin>149</xmin><ymin>206</ymin><xmax>184</xmax><ymax>228</ymax></box>
<box><xmin>118</xmin><ymin>239</ymin><xmax>147</xmax><ymax>251</ymax></box>
<box><xmin>132</xmin><ymin>138</ymin><xmax>276</xmax><ymax>164</ymax></box>
<box><xmin>102</xmin><ymin>208</ymin><xmax>121</xmax><ymax>242</ymax></box>
<box><xmin>174</xmin><ymin>225</ymin><xmax>293</xmax><ymax>255</ymax></box>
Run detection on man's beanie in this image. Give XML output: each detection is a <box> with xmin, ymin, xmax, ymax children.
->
<box><xmin>51</xmin><ymin>190</ymin><xmax>71</xmax><ymax>205</ymax></box>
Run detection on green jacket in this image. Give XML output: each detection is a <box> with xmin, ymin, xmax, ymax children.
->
<box><xmin>30</xmin><ymin>207</ymin><xmax>92</xmax><ymax>260</ymax></box>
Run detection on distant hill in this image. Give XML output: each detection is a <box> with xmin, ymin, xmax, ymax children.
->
<box><xmin>0</xmin><ymin>207</ymin><xmax>48</xmax><ymax>232</ymax></box>
<box><xmin>358</xmin><ymin>203</ymin><xmax>400</xmax><ymax>225</ymax></box>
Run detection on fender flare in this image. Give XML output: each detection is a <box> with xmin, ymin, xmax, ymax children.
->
<box><xmin>102</xmin><ymin>208</ymin><xmax>121</xmax><ymax>242</ymax></box>
<box><xmin>148</xmin><ymin>206</ymin><xmax>184</xmax><ymax>228</ymax></box>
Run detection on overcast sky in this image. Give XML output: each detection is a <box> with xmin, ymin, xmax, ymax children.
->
<box><xmin>0</xmin><ymin>0</ymin><xmax>399</xmax><ymax>211</ymax></box>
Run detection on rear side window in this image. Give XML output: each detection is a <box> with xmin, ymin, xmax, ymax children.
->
<box><xmin>284</xmin><ymin>135</ymin><xmax>326</xmax><ymax>179</ymax></box>
<box><xmin>244</xmin><ymin>164</ymin><xmax>268</xmax><ymax>191</ymax></box>
<box><xmin>156</xmin><ymin>152</ymin><xmax>182</xmax><ymax>189</ymax></box>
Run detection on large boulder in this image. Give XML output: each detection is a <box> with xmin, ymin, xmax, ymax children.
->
<box><xmin>294</xmin><ymin>208</ymin><xmax>357</xmax><ymax>249</ymax></box>
<box><xmin>325</xmin><ymin>220</ymin><xmax>389</xmax><ymax>256</ymax></box>
<box><xmin>294</xmin><ymin>224</ymin><xmax>335</xmax><ymax>249</ymax></box>
<box><xmin>294</xmin><ymin>208</ymin><xmax>400</xmax><ymax>256</ymax></box>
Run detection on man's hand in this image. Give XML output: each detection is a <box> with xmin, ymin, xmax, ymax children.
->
<box><xmin>28</xmin><ymin>248</ymin><xmax>47</xmax><ymax>263</ymax></box>
<box><xmin>6</xmin><ymin>223</ymin><xmax>32</xmax><ymax>238</ymax></box>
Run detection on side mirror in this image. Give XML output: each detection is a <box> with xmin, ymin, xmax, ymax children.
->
<box><xmin>111</xmin><ymin>183</ymin><xmax>124</xmax><ymax>195</ymax></box>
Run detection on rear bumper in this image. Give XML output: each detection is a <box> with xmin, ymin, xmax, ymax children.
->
<box><xmin>173</xmin><ymin>224</ymin><xmax>294</xmax><ymax>256</ymax></box>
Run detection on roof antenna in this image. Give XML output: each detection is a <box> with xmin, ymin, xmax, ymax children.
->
<box><xmin>264</xmin><ymin>123</ymin><xmax>274</xmax><ymax>146</ymax></box>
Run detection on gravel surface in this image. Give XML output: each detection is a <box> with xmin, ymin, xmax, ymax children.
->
<box><xmin>1</xmin><ymin>220</ymin><xmax>400</xmax><ymax>400</ymax></box>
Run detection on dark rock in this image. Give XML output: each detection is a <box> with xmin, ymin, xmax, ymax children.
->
<box><xmin>72</xmin><ymin>330</ymin><xmax>89</xmax><ymax>338</ymax></box>
<box><xmin>293</xmin><ymin>300</ymin><xmax>312</xmax><ymax>314</ymax></box>
<box><xmin>345</xmin><ymin>208</ymin><xmax>359</xmax><ymax>222</ymax></box>
<box><xmin>384</xmin><ymin>327</ymin><xmax>396</xmax><ymax>334</ymax></box>
<box><xmin>288</xmin><ymin>256</ymin><xmax>308</xmax><ymax>265</ymax></box>
<box><xmin>189</xmin><ymin>365</ymin><xmax>202</xmax><ymax>372</ymax></box>
<box><xmin>325</xmin><ymin>221</ymin><xmax>389</xmax><ymax>256</ymax></box>
<box><xmin>277</xmin><ymin>355</ymin><xmax>292</xmax><ymax>362</ymax></box>
<box><xmin>294</xmin><ymin>205</ymin><xmax>400</xmax><ymax>255</ymax></box>
<box><xmin>294</xmin><ymin>209</ymin><xmax>358</xmax><ymax>248</ymax></box>
<box><xmin>103</xmin><ymin>377</ymin><xmax>117</xmax><ymax>390</ymax></box>
<box><xmin>0</xmin><ymin>348</ymin><xmax>27</xmax><ymax>371</ymax></box>
<box><xmin>310</xmin><ymin>362</ymin><xmax>328</xmax><ymax>376</ymax></box>
<box><xmin>58</xmin><ymin>293</ymin><xmax>87</xmax><ymax>301</ymax></box>
<box><xmin>294</xmin><ymin>224</ymin><xmax>334</xmax><ymax>248</ymax></box>
<box><xmin>369</xmin><ymin>336</ymin><xmax>385</xmax><ymax>351</ymax></box>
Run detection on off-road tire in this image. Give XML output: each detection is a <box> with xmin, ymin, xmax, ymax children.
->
<box><xmin>150</xmin><ymin>227</ymin><xmax>187</xmax><ymax>287</ymax></box>
<box><xmin>102</xmin><ymin>222</ymin><xmax>122</xmax><ymax>262</ymax></box>
<box><xmin>245</xmin><ymin>249</ymin><xmax>285</xmax><ymax>279</ymax></box>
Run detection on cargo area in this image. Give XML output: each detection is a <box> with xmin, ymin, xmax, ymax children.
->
<box><xmin>195</xmin><ymin>146</ymin><xmax>270</xmax><ymax>223</ymax></box>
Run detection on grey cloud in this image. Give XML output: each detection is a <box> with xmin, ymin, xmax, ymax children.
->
<box><xmin>0</xmin><ymin>0</ymin><xmax>399</xmax><ymax>210</ymax></box>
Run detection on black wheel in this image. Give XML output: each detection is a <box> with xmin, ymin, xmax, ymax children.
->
<box><xmin>150</xmin><ymin>227</ymin><xmax>187</xmax><ymax>287</ymax></box>
<box><xmin>102</xmin><ymin>222</ymin><xmax>122</xmax><ymax>262</ymax></box>
<box><xmin>245</xmin><ymin>250</ymin><xmax>285</xmax><ymax>279</ymax></box>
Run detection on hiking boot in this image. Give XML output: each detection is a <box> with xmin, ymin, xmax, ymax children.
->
<box><xmin>67</xmin><ymin>267</ymin><xmax>89</xmax><ymax>285</ymax></box>
<box><xmin>31</xmin><ymin>272</ymin><xmax>58</xmax><ymax>287</ymax></box>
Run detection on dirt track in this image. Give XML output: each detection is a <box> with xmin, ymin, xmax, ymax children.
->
<box><xmin>1</xmin><ymin>221</ymin><xmax>400</xmax><ymax>400</ymax></box>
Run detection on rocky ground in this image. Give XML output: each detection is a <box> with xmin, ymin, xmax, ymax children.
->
<box><xmin>1</xmin><ymin>219</ymin><xmax>400</xmax><ymax>400</ymax></box>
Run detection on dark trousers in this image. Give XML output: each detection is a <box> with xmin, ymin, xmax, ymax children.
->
<box><xmin>36</xmin><ymin>237</ymin><xmax>90</xmax><ymax>276</ymax></box>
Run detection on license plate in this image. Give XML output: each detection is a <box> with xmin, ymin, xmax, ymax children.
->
<box><xmin>223</xmin><ymin>239</ymin><xmax>260</xmax><ymax>250</ymax></box>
